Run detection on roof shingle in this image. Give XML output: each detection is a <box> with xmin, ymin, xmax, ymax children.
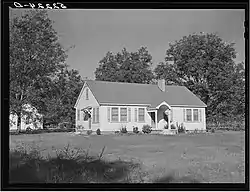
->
<box><xmin>85</xmin><ymin>80</ymin><xmax>207</xmax><ymax>108</ymax></box>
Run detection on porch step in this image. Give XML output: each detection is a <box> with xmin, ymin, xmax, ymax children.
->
<box><xmin>151</xmin><ymin>129</ymin><xmax>163</xmax><ymax>133</ymax></box>
<box><xmin>160</xmin><ymin>129</ymin><xmax>177</xmax><ymax>135</ymax></box>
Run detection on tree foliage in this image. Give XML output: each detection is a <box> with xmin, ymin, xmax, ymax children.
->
<box><xmin>10</xmin><ymin>10</ymin><xmax>67</xmax><ymax>130</ymax></box>
<box><xmin>154</xmin><ymin>33</ymin><xmax>245</xmax><ymax>121</ymax></box>
<box><xmin>43</xmin><ymin>68</ymin><xmax>84</xmax><ymax>125</ymax></box>
<box><xmin>95</xmin><ymin>47</ymin><xmax>154</xmax><ymax>84</ymax></box>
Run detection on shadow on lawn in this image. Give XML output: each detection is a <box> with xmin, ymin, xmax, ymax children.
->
<box><xmin>154</xmin><ymin>174</ymin><xmax>201</xmax><ymax>183</ymax></box>
<box><xmin>9</xmin><ymin>150</ymin><xmax>140</xmax><ymax>183</ymax></box>
<box><xmin>154</xmin><ymin>169</ymin><xmax>202</xmax><ymax>183</ymax></box>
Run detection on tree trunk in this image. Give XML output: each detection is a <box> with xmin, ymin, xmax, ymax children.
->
<box><xmin>17</xmin><ymin>111</ymin><xmax>21</xmax><ymax>132</ymax></box>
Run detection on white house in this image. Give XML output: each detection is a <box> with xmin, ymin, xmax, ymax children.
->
<box><xmin>74</xmin><ymin>80</ymin><xmax>207</xmax><ymax>133</ymax></box>
<box><xmin>9</xmin><ymin>104</ymin><xmax>43</xmax><ymax>131</ymax></box>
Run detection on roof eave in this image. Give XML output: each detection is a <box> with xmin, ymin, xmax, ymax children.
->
<box><xmin>170</xmin><ymin>104</ymin><xmax>207</xmax><ymax>108</ymax></box>
<box><xmin>74</xmin><ymin>81</ymin><xmax>88</xmax><ymax>108</ymax></box>
<box><xmin>99</xmin><ymin>103</ymin><xmax>151</xmax><ymax>106</ymax></box>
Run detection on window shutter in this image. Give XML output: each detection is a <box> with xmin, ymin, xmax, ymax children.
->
<box><xmin>135</xmin><ymin>108</ymin><xmax>137</xmax><ymax>122</ymax></box>
<box><xmin>183</xmin><ymin>108</ymin><xmax>186</xmax><ymax>122</ymax></box>
<box><xmin>93</xmin><ymin>108</ymin><xmax>96</xmax><ymax>123</ymax></box>
<box><xmin>96</xmin><ymin>107</ymin><xmax>99</xmax><ymax>123</ymax></box>
<box><xmin>77</xmin><ymin>109</ymin><xmax>80</xmax><ymax>121</ymax></box>
<box><xmin>128</xmin><ymin>108</ymin><xmax>131</xmax><ymax>122</ymax></box>
<box><xmin>107</xmin><ymin>107</ymin><xmax>110</xmax><ymax>122</ymax></box>
<box><xmin>118</xmin><ymin>107</ymin><xmax>120</xmax><ymax>122</ymax></box>
<box><xmin>171</xmin><ymin>108</ymin><xmax>173</xmax><ymax>122</ymax></box>
<box><xmin>199</xmin><ymin>109</ymin><xmax>202</xmax><ymax>122</ymax></box>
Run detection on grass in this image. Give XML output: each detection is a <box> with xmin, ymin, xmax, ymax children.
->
<box><xmin>9</xmin><ymin>131</ymin><xmax>245</xmax><ymax>183</ymax></box>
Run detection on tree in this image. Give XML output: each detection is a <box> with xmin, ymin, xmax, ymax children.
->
<box><xmin>154</xmin><ymin>33</ymin><xmax>245</xmax><ymax>120</ymax></box>
<box><xmin>95</xmin><ymin>47</ymin><xmax>154</xmax><ymax>84</ymax></box>
<box><xmin>10</xmin><ymin>10</ymin><xmax>67</xmax><ymax>131</ymax></box>
<box><xmin>43</xmin><ymin>68</ymin><xmax>84</xmax><ymax>126</ymax></box>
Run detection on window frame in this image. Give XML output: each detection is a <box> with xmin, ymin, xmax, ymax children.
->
<box><xmin>186</xmin><ymin>109</ymin><xmax>192</xmax><ymax>122</ymax></box>
<box><xmin>184</xmin><ymin>108</ymin><xmax>202</xmax><ymax>122</ymax></box>
<box><xmin>120</xmin><ymin>107</ymin><xmax>128</xmax><ymax>122</ymax></box>
<box><xmin>193</xmin><ymin>109</ymin><xmax>199</xmax><ymax>122</ymax></box>
<box><xmin>138</xmin><ymin>108</ymin><xmax>145</xmax><ymax>122</ymax></box>
<box><xmin>92</xmin><ymin>107</ymin><xmax>99</xmax><ymax>124</ymax></box>
<box><xmin>111</xmin><ymin>107</ymin><xmax>119</xmax><ymax>122</ymax></box>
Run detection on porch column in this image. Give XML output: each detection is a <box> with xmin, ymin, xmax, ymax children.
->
<box><xmin>168</xmin><ymin>110</ymin><xmax>170</xmax><ymax>129</ymax></box>
<box><xmin>155</xmin><ymin>110</ymin><xmax>158</xmax><ymax>129</ymax></box>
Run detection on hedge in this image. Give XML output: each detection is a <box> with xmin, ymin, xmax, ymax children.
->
<box><xmin>10</xmin><ymin>128</ymin><xmax>75</xmax><ymax>135</ymax></box>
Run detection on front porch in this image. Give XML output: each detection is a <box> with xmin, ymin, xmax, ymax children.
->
<box><xmin>147</xmin><ymin>101</ymin><xmax>172</xmax><ymax>131</ymax></box>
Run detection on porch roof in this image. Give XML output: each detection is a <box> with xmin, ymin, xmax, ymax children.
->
<box><xmin>147</xmin><ymin>108</ymin><xmax>157</xmax><ymax>111</ymax></box>
<box><xmin>85</xmin><ymin>80</ymin><xmax>207</xmax><ymax>108</ymax></box>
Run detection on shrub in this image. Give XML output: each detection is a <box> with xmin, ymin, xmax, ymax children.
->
<box><xmin>177</xmin><ymin>123</ymin><xmax>186</xmax><ymax>133</ymax></box>
<box><xmin>234</xmin><ymin>122</ymin><xmax>243</xmax><ymax>131</ymax></box>
<box><xmin>59</xmin><ymin>122</ymin><xmax>72</xmax><ymax>129</ymax></box>
<box><xmin>164</xmin><ymin>124</ymin><xmax>168</xmax><ymax>129</ymax></box>
<box><xmin>96</xmin><ymin>128</ymin><xmax>101</xmax><ymax>135</ymax></box>
<box><xmin>171</xmin><ymin>124</ymin><xmax>176</xmax><ymax>130</ymax></box>
<box><xmin>26</xmin><ymin>127</ymin><xmax>32</xmax><ymax>132</ymax></box>
<box><xmin>194</xmin><ymin>129</ymin><xmax>198</xmax><ymax>134</ymax></box>
<box><xmin>76</xmin><ymin>125</ymin><xmax>84</xmax><ymax>130</ymax></box>
<box><xmin>59</xmin><ymin>123</ymin><xmax>65</xmax><ymax>129</ymax></box>
<box><xmin>30</xmin><ymin>129</ymin><xmax>44</xmax><ymax>134</ymax></box>
<box><xmin>87</xmin><ymin>130</ymin><xmax>93</xmax><ymax>135</ymax></box>
<box><xmin>10</xmin><ymin>131</ymin><xmax>20</xmax><ymax>135</ymax></box>
<box><xmin>10</xmin><ymin>127</ymin><xmax>75</xmax><ymax>135</ymax></box>
<box><xmin>142</xmin><ymin>125</ymin><xmax>152</xmax><ymax>134</ymax></box>
<box><xmin>120</xmin><ymin>125</ymin><xmax>128</xmax><ymax>134</ymax></box>
<box><xmin>133</xmin><ymin>127</ymin><xmax>139</xmax><ymax>134</ymax></box>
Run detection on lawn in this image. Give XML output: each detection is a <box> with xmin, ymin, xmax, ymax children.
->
<box><xmin>9</xmin><ymin>131</ymin><xmax>245</xmax><ymax>183</ymax></box>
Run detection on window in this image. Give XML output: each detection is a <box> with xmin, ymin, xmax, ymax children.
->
<box><xmin>111</xmin><ymin>107</ymin><xmax>119</xmax><ymax>122</ymax></box>
<box><xmin>86</xmin><ymin>88</ymin><xmax>89</xmax><ymax>100</ymax></box>
<box><xmin>93</xmin><ymin>108</ymin><xmax>96</xmax><ymax>123</ymax></box>
<box><xmin>184</xmin><ymin>108</ymin><xmax>202</xmax><ymax>122</ymax></box>
<box><xmin>199</xmin><ymin>109</ymin><xmax>202</xmax><ymax>122</ymax></box>
<box><xmin>77</xmin><ymin>109</ymin><xmax>80</xmax><ymax>121</ymax></box>
<box><xmin>138</xmin><ymin>108</ymin><xmax>145</xmax><ymax>122</ymax></box>
<box><xmin>186</xmin><ymin>109</ymin><xmax>192</xmax><ymax>122</ymax></box>
<box><xmin>120</xmin><ymin>108</ymin><xmax>127</xmax><ymax>122</ymax></box>
<box><xmin>193</xmin><ymin>109</ymin><xmax>199</xmax><ymax>121</ymax></box>
<box><xmin>92</xmin><ymin>107</ymin><xmax>99</xmax><ymax>124</ymax></box>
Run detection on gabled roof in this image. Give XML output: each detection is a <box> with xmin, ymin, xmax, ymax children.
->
<box><xmin>81</xmin><ymin>80</ymin><xmax>207</xmax><ymax>108</ymax></box>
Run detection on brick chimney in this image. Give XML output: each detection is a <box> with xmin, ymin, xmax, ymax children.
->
<box><xmin>157</xmin><ymin>79</ymin><xmax>165</xmax><ymax>92</ymax></box>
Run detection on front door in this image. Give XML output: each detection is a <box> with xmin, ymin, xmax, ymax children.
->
<box><xmin>150</xmin><ymin>112</ymin><xmax>156</xmax><ymax>128</ymax></box>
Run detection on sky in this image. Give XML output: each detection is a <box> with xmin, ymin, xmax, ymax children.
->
<box><xmin>12</xmin><ymin>9</ymin><xmax>246</xmax><ymax>79</ymax></box>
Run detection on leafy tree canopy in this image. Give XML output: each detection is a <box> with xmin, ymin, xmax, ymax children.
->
<box><xmin>10</xmin><ymin>10</ymin><xmax>67</xmax><ymax>130</ymax></box>
<box><xmin>154</xmin><ymin>33</ymin><xmax>245</xmax><ymax>120</ymax></box>
<box><xmin>43</xmin><ymin>68</ymin><xmax>84</xmax><ymax>125</ymax></box>
<box><xmin>95</xmin><ymin>47</ymin><xmax>154</xmax><ymax>84</ymax></box>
